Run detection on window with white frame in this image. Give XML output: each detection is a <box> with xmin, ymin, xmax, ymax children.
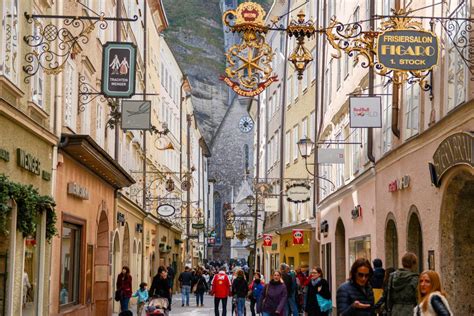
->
<box><xmin>0</xmin><ymin>0</ymin><xmax>19</xmax><ymax>83</ymax></box>
<box><xmin>351</xmin><ymin>128</ymin><xmax>361</xmax><ymax>174</ymax></box>
<box><xmin>96</xmin><ymin>103</ymin><xmax>104</xmax><ymax>146</ymax></box>
<box><xmin>31</xmin><ymin>21</ymin><xmax>44</xmax><ymax>108</ymax></box>
<box><xmin>285</xmin><ymin>131</ymin><xmax>291</xmax><ymax>165</ymax></box>
<box><xmin>293</xmin><ymin>125</ymin><xmax>299</xmax><ymax>161</ymax></box>
<box><xmin>310</xmin><ymin>111</ymin><xmax>315</xmax><ymax>143</ymax></box>
<box><xmin>382</xmin><ymin>84</ymin><xmax>392</xmax><ymax>153</ymax></box>
<box><xmin>64</xmin><ymin>61</ymin><xmax>77</xmax><ymax>129</ymax></box>
<box><xmin>344</xmin><ymin>54</ymin><xmax>349</xmax><ymax>79</ymax></box>
<box><xmin>293</xmin><ymin>74</ymin><xmax>299</xmax><ymax>101</ymax></box>
<box><xmin>302</xmin><ymin>68</ymin><xmax>308</xmax><ymax>92</ymax></box>
<box><xmin>275</xmin><ymin>86</ymin><xmax>280</xmax><ymax>112</ymax></box>
<box><xmin>302</xmin><ymin>117</ymin><xmax>308</xmax><ymax>138</ymax></box>
<box><xmin>337</xmin><ymin>57</ymin><xmax>341</xmax><ymax>89</ymax></box>
<box><xmin>287</xmin><ymin>77</ymin><xmax>292</xmax><ymax>106</ymax></box>
<box><xmin>60</xmin><ymin>222</ymin><xmax>82</xmax><ymax>307</ymax></box>
<box><xmin>404</xmin><ymin>83</ymin><xmax>420</xmax><ymax>138</ymax></box>
<box><xmin>446</xmin><ymin>0</ymin><xmax>468</xmax><ymax>111</ymax></box>
<box><xmin>335</xmin><ymin>132</ymin><xmax>344</xmax><ymax>187</ymax></box>
<box><xmin>312</xmin><ymin>48</ymin><xmax>316</xmax><ymax>81</ymax></box>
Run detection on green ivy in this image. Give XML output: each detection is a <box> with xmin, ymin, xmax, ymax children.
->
<box><xmin>0</xmin><ymin>174</ymin><xmax>58</xmax><ymax>241</ymax></box>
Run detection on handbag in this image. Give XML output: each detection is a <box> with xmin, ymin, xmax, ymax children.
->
<box><xmin>114</xmin><ymin>289</ymin><xmax>122</xmax><ymax>302</ymax></box>
<box><xmin>316</xmin><ymin>294</ymin><xmax>332</xmax><ymax>312</ymax></box>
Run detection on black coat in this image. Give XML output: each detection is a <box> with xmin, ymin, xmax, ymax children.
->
<box><xmin>370</xmin><ymin>268</ymin><xmax>385</xmax><ymax>289</ymax></box>
<box><xmin>305</xmin><ymin>278</ymin><xmax>331</xmax><ymax>316</ymax></box>
<box><xmin>232</xmin><ymin>276</ymin><xmax>249</xmax><ymax>298</ymax></box>
<box><xmin>336</xmin><ymin>281</ymin><xmax>375</xmax><ymax>316</ymax></box>
<box><xmin>149</xmin><ymin>275</ymin><xmax>171</xmax><ymax>299</ymax></box>
<box><xmin>192</xmin><ymin>275</ymin><xmax>208</xmax><ymax>293</ymax></box>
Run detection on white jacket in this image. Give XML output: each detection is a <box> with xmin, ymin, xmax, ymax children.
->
<box><xmin>413</xmin><ymin>291</ymin><xmax>453</xmax><ymax>316</ymax></box>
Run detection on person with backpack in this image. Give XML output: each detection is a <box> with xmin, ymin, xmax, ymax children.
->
<box><xmin>249</xmin><ymin>273</ymin><xmax>265</xmax><ymax>316</ymax></box>
<box><xmin>212</xmin><ymin>268</ymin><xmax>232</xmax><ymax>316</ymax></box>
<box><xmin>257</xmin><ymin>271</ymin><xmax>287</xmax><ymax>316</ymax></box>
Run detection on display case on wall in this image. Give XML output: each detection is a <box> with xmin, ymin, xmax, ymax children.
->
<box><xmin>349</xmin><ymin>235</ymin><xmax>371</xmax><ymax>267</ymax></box>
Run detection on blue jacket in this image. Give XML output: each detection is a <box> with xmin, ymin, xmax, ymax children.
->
<box><xmin>336</xmin><ymin>281</ymin><xmax>374</xmax><ymax>316</ymax></box>
<box><xmin>252</xmin><ymin>281</ymin><xmax>264</xmax><ymax>301</ymax></box>
<box><xmin>133</xmin><ymin>288</ymin><xmax>149</xmax><ymax>303</ymax></box>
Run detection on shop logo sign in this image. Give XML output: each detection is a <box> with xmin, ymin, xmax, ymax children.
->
<box><xmin>101</xmin><ymin>42</ymin><xmax>137</xmax><ymax>98</ymax></box>
<box><xmin>377</xmin><ymin>30</ymin><xmax>439</xmax><ymax>72</ymax></box>
<box><xmin>157</xmin><ymin>204</ymin><xmax>176</xmax><ymax>217</ymax></box>
<box><xmin>292</xmin><ymin>229</ymin><xmax>304</xmax><ymax>245</ymax></box>
<box><xmin>263</xmin><ymin>234</ymin><xmax>273</xmax><ymax>247</ymax></box>
<box><xmin>67</xmin><ymin>182</ymin><xmax>90</xmax><ymax>200</ymax></box>
<box><xmin>17</xmin><ymin>148</ymin><xmax>41</xmax><ymax>175</ymax></box>
<box><xmin>0</xmin><ymin>148</ymin><xmax>10</xmax><ymax>162</ymax></box>
<box><xmin>349</xmin><ymin>97</ymin><xmax>382</xmax><ymax>128</ymax></box>
<box><xmin>121</xmin><ymin>100</ymin><xmax>152</xmax><ymax>130</ymax></box>
<box><xmin>388</xmin><ymin>175</ymin><xmax>410</xmax><ymax>192</ymax></box>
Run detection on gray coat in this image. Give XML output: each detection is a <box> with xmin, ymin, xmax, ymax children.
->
<box><xmin>387</xmin><ymin>269</ymin><xmax>419</xmax><ymax>316</ymax></box>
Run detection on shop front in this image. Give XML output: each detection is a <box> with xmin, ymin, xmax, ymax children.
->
<box><xmin>50</xmin><ymin>134</ymin><xmax>134</xmax><ymax>316</ymax></box>
<box><xmin>0</xmin><ymin>112</ymin><xmax>56</xmax><ymax>316</ymax></box>
<box><xmin>261</xmin><ymin>232</ymin><xmax>280</xmax><ymax>281</ymax></box>
<box><xmin>143</xmin><ymin>216</ymin><xmax>160</xmax><ymax>284</ymax></box>
<box><xmin>279</xmin><ymin>225</ymin><xmax>311</xmax><ymax>270</ymax></box>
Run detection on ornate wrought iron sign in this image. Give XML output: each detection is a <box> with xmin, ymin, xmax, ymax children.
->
<box><xmin>157</xmin><ymin>204</ymin><xmax>176</xmax><ymax>217</ymax></box>
<box><xmin>101</xmin><ymin>42</ymin><xmax>137</xmax><ymax>98</ymax></box>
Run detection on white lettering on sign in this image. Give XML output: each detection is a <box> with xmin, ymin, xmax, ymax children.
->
<box><xmin>67</xmin><ymin>182</ymin><xmax>90</xmax><ymax>200</ymax></box>
<box><xmin>388</xmin><ymin>175</ymin><xmax>410</xmax><ymax>192</ymax></box>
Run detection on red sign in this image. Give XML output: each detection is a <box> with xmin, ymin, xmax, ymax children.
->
<box><xmin>220</xmin><ymin>76</ymin><xmax>278</xmax><ymax>97</ymax></box>
<box><xmin>263</xmin><ymin>234</ymin><xmax>273</xmax><ymax>247</ymax></box>
<box><xmin>293</xmin><ymin>229</ymin><xmax>304</xmax><ymax>245</ymax></box>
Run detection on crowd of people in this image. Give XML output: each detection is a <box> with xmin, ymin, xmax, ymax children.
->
<box><xmin>114</xmin><ymin>252</ymin><xmax>453</xmax><ymax>316</ymax></box>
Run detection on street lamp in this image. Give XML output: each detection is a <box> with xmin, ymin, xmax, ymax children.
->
<box><xmin>297</xmin><ymin>137</ymin><xmax>315</xmax><ymax>159</ymax></box>
<box><xmin>246</xmin><ymin>195</ymin><xmax>255</xmax><ymax>208</ymax></box>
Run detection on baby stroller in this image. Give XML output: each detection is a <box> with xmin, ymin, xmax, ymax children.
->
<box><xmin>146</xmin><ymin>296</ymin><xmax>169</xmax><ymax>316</ymax></box>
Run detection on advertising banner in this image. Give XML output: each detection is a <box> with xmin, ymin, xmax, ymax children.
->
<box><xmin>293</xmin><ymin>229</ymin><xmax>304</xmax><ymax>245</ymax></box>
<box><xmin>263</xmin><ymin>234</ymin><xmax>273</xmax><ymax>247</ymax></box>
<box><xmin>318</xmin><ymin>148</ymin><xmax>345</xmax><ymax>164</ymax></box>
<box><xmin>121</xmin><ymin>100</ymin><xmax>152</xmax><ymax>130</ymax></box>
<box><xmin>349</xmin><ymin>96</ymin><xmax>382</xmax><ymax>128</ymax></box>
<box><xmin>102</xmin><ymin>42</ymin><xmax>137</xmax><ymax>98</ymax></box>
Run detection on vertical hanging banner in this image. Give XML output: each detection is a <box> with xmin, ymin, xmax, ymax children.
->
<box><xmin>102</xmin><ymin>42</ymin><xmax>137</xmax><ymax>98</ymax></box>
<box><xmin>293</xmin><ymin>229</ymin><xmax>304</xmax><ymax>245</ymax></box>
<box><xmin>263</xmin><ymin>234</ymin><xmax>273</xmax><ymax>247</ymax></box>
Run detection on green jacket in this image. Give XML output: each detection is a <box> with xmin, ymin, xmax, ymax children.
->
<box><xmin>387</xmin><ymin>269</ymin><xmax>419</xmax><ymax>316</ymax></box>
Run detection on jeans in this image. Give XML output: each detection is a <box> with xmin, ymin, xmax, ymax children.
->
<box><xmin>182</xmin><ymin>285</ymin><xmax>191</xmax><ymax>306</ymax></box>
<box><xmin>120</xmin><ymin>296</ymin><xmax>130</xmax><ymax>311</ymax></box>
<box><xmin>287</xmin><ymin>293</ymin><xmax>298</xmax><ymax>316</ymax></box>
<box><xmin>262</xmin><ymin>312</ymin><xmax>272</xmax><ymax>316</ymax></box>
<box><xmin>196</xmin><ymin>292</ymin><xmax>204</xmax><ymax>305</ymax></box>
<box><xmin>214</xmin><ymin>297</ymin><xmax>228</xmax><ymax>316</ymax></box>
<box><xmin>237</xmin><ymin>297</ymin><xmax>246</xmax><ymax>316</ymax></box>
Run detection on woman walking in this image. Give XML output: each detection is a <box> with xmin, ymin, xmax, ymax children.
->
<box><xmin>414</xmin><ymin>270</ymin><xmax>452</xmax><ymax>316</ymax></box>
<box><xmin>232</xmin><ymin>269</ymin><xmax>249</xmax><ymax>316</ymax></box>
<box><xmin>150</xmin><ymin>266</ymin><xmax>172</xmax><ymax>309</ymax></box>
<box><xmin>116</xmin><ymin>266</ymin><xmax>133</xmax><ymax>312</ymax></box>
<box><xmin>336</xmin><ymin>258</ymin><xmax>375</xmax><ymax>315</ymax></box>
<box><xmin>257</xmin><ymin>271</ymin><xmax>287</xmax><ymax>316</ymax></box>
<box><xmin>193</xmin><ymin>270</ymin><xmax>209</xmax><ymax>307</ymax></box>
<box><xmin>249</xmin><ymin>273</ymin><xmax>264</xmax><ymax>316</ymax></box>
<box><xmin>305</xmin><ymin>267</ymin><xmax>331</xmax><ymax>316</ymax></box>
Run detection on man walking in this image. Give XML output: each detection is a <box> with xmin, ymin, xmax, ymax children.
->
<box><xmin>385</xmin><ymin>252</ymin><xmax>419</xmax><ymax>315</ymax></box>
<box><xmin>178</xmin><ymin>266</ymin><xmax>193</xmax><ymax>307</ymax></box>
<box><xmin>211</xmin><ymin>268</ymin><xmax>232</xmax><ymax>316</ymax></box>
<box><xmin>280</xmin><ymin>264</ymin><xmax>298</xmax><ymax>316</ymax></box>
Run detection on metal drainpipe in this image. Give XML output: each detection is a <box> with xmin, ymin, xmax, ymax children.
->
<box><xmin>312</xmin><ymin>0</ymin><xmax>321</xmax><ymax>219</ymax></box>
<box><xmin>367</xmin><ymin>0</ymin><xmax>376</xmax><ymax>162</ymax></box>
<box><xmin>186</xmin><ymin>114</ymin><xmax>191</xmax><ymax>262</ymax></box>
<box><xmin>141</xmin><ymin>0</ymin><xmax>148</xmax><ymax>285</ymax></box>
<box><xmin>115</xmin><ymin>0</ymin><xmax>121</xmax><ymax>161</ymax></box>
<box><xmin>251</xmin><ymin>92</ymin><xmax>261</xmax><ymax>280</ymax></box>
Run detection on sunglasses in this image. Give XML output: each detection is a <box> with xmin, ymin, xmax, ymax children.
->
<box><xmin>357</xmin><ymin>272</ymin><xmax>370</xmax><ymax>279</ymax></box>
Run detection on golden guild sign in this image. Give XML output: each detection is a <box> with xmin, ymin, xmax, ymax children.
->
<box><xmin>222</xmin><ymin>2</ymin><xmax>277</xmax><ymax>97</ymax></box>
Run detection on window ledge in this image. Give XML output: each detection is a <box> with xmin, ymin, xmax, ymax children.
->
<box><xmin>0</xmin><ymin>75</ymin><xmax>24</xmax><ymax>107</ymax></box>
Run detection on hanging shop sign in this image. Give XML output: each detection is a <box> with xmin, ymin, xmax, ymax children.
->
<box><xmin>263</xmin><ymin>234</ymin><xmax>273</xmax><ymax>247</ymax></box>
<box><xmin>292</xmin><ymin>229</ymin><xmax>304</xmax><ymax>245</ymax></box>
<box><xmin>320</xmin><ymin>220</ymin><xmax>329</xmax><ymax>236</ymax></box>
<box><xmin>67</xmin><ymin>182</ymin><xmax>90</xmax><ymax>200</ymax></box>
<box><xmin>0</xmin><ymin>148</ymin><xmax>10</xmax><ymax>162</ymax></box>
<box><xmin>101</xmin><ymin>42</ymin><xmax>137</xmax><ymax>98</ymax></box>
<box><xmin>388</xmin><ymin>175</ymin><xmax>410</xmax><ymax>192</ymax></box>
<box><xmin>121</xmin><ymin>100</ymin><xmax>152</xmax><ymax>130</ymax></box>
<box><xmin>208</xmin><ymin>237</ymin><xmax>216</xmax><ymax>246</ymax></box>
<box><xmin>221</xmin><ymin>76</ymin><xmax>278</xmax><ymax>97</ymax></box>
<box><xmin>192</xmin><ymin>223</ymin><xmax>205</xmax><ymax>230</ymax></box>
<box><xmin>430</xmin><ymin>132</ymin><xmax>473</xmax><ymax>187</ymax></box>
<box><xmin>264</xmin><ymin>197</ymin><xmax>279</xmax><ymax>213</ymax></box>
<box><xmin>318</xmin><ymin>148</ymin><xmax>345</xmax><ymax>164</ymax></box>
<box><xmin>349</xmin><ymin>97</ymin><xmax>382</xmax><ymax>128</ymax></box>
<box><xmin>351</xmin><ymin>205</ymin><xmax>362</xmax><ymax>219</ymax></box>
<box><xmin>156</xmin><ymin>204</ymin><xmax>176</xmax><ymax>217</ymax></box>
<box><xmin>377</xmin><ymin>30</ymin><xmax>439</xmax><ymax>72</ymax></box>
<box><xmin>286</xmin><ymin>183</ymin><xmax>311</xmax><ymax>203</ymax></box>
<box><xmin>224</xmin><ymin>210</ymin><xmax>236</xmax><ymax>224</ymax></box>
<box><xmin>225</xmin><ymin>225</ymin><xmax>235</xmax><ymax>239</ymax></box>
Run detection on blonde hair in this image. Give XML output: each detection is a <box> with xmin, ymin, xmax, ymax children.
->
<box><xmin>417</xmin><ymin>270</ymin><xmax>446</xmax><ymax>312</ymax></box>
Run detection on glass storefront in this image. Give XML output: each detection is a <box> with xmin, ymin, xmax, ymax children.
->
<box><xmin>349</xmin><ymin>235</ymin><xmax>371</xmax><ymax>268</ymax></box>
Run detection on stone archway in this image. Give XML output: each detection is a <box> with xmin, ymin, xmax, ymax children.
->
<box><xmin>122</xmin><ymin>223</ymin><xmax>130</xmax><ymax>268</ymax></box>
<box><xmin>385</xmin><ymin>217</ymin><xmax>398</xmax><ymax>269</ymax></box>
<box><xmin>335</xmin><ymin>218</ymin><xmax>346</xmax><ymax>288</ymax></box>
<box><xmin>94</xmin><ymin>211</ymin><xmax>110</xmax><ymax>315</ymax></box>
<box><xmin>440</xmin><ymin>169</ymin><xmax>474</xmax><ymax>315</ymax></box>
<box><xmin>407</xmin><ymin>208</ymin><xmax>423</xmax><ymax>273</ymax></box>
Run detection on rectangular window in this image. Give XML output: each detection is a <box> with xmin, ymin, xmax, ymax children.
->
<box><xmin>310</xmin><ymin>111</ymin><xmax>315</xmax><ymax>143</ymax></box>
<box><xmin>382</xmin><ymin>84</ymin><xmax>392</xmax><ymax>153</ymax></box>
<box><xmin>335</xmin><ymin>132</ymin><xmax>344</xmax><ymax>187</ymax></box>
<box><xmin>60</xmin><ymin>222</ymin><xmax>82</xmax><ymax>307</ymax></box>
<box><xmin>337</xmin><ymin>57</ymin><xmax>341</xmax><ymax>89</ymax></box>
<box><xmin>293</xmin><ymin>125</ymin><xmax>299</xmax><ymax>161</ymax></box>
<box><xmin>0</xmin><ymin>0</ymin><xmax>19</xmax><ymax>83</ymax></box>
<box><xmin>96</xmin><ymin>103</ymin><xmax>104</xmax><ymax>146</ymax></box>
<box><xmin>312</xmin><ymin>48</ymin><xmax>316</xmax><ymax>81</ymax></box>
<box><xmin>351</xmin><ymin>128</ymin><xmax>360</xmax><ymax>174</ymax></box>
<box><xmin>64</xmin><ymin>61</ymin><xmax>77</xmax><ymax>129</ymax></box>
<box><xmin>31</xmin><ymin>21</ymin><xmax>44</xmax><ymax>107</ymax></box>
<box><xmin>287</xmin><ymin>77</ymin><xmax>292</xmax><ymax>106</ymax></box>
<box><xmin>344</xmin><ymin>54</ymin><xmax>349</xmax><ymax>79</ymax></box>
<box><xmin>285</xmin><ymin>131</ymin><xmax>291</xmax><ymax>165</ymax></box>
<box><xmin>349</xmin><ymin>235</ymin><xmax>371</xmax><ymax>268</ymax></box>
<box><xmin>302</xmin><ymin>69</ymin><xmax>308</xmax><ymax>92</ymax></box>
<box><xmin>404</xmin><ymin>83</ymin><xmax>420</xmax><ymax>138</ymax></box>
<box><xmin>294</xmin><ymin>74</ymin><xmax>299</xmax><ymax>101</ymax></box>
<box><xmin>302</xmin><ymin>117</ymin><xmax>308</xmax><ymax>139</ymax></box>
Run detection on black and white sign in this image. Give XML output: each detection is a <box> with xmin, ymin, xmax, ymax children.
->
<box><xmin>318</xmin><ymin>148</ymin><xmax>345</xmax><ymax>164</ymax></box>
<box><xmin>121</xmin><ymin>100</ymin><xmax>152</xmax><ymax>130</ymax></box>
<box><xmin>349</xmin><ymin>96</ymin><xmax>382</xmax><ymax>128</ymax></box>
<box><xmin>157</xmin><ymin>204</ymin><xmax>176</xmax><ymax>217</ymax></box>
<box><xmin>286</xmin><ymin>183</ymin><xmax>311</xmax><ymax>204</ymax></box>
<box><xmin>101</xmin><ymin>42</ymin><xmax>137</xmax><ymax>98</ymax></box>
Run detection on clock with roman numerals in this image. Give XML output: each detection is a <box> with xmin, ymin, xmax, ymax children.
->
<box><xmin>239</xmin><ymin>116</ymin><xmax>254</xmax><ymax>133</ymax></box>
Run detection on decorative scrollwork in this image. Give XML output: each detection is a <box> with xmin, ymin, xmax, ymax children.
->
<box><xmin>440</xmin><ymin>18</ymin><xmax>474</xmax><ymax>77</ymax></box>
<box><xmin>78</xmin><ymin>74</ymin><xmax>110</xmax><ymax>113</ymax></box>
<box><xmin>287</xmin><ymin>10</ymin><xmax>316</xmax><ymax>79</ymax></box>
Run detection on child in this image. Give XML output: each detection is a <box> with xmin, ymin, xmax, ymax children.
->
<box><xmin>132</xmin><ymin>282</ymin><xmax>149</xmax><ymax>316</ymax></box>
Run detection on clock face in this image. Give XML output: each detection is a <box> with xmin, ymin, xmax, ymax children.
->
<box><xmin>239</xmin><ymin>116</ymin><xmax>254</xmax><ymax>133</ymax></box>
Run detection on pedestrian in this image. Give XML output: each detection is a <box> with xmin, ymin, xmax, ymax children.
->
<box><xmin>178</xmin><ymin>266</ymin><xmax>193</xmax><ymax>307</ymax></box>
<box><xmin>280</xmin><ymin>264</ymin><xmax>298</xmax><ymax>316</ymax></box>
<box><xmin>257</xmin><ymin>270</ymin><xmax>287</xmax><ymax>316</ymax></box>
<box><xmin>211</xmin><ymin>268</ymin><xmax>232</xmax><ymax>316</ymax></box>
<box><xmin>296</xmin><ymin>266</ymin><xmax>308</xmax><ymax>312</ymax></box>
<box><xmin>336</xmin><ymin>258</ymin><xmax>375</xmax><ymax>315</ymax></box>
<box><xmin>384</xmin><ymin>252</ymin><xmax>419</xmax><ymax>316</ymax></box>
<box><xmin>374</xmin><ymin>267</ymin><xmax>395</xmax><ymax>315</ymax></box>
<box><xmin>305</xmin><ymin>267</ymin><xmax>331</xmax><ymax>316</ymax></box>
<box><xmin>370</xmin><ymin>259</ymin><xmax>385</xmax><ymax>307</ymax></box>
<box><xmin>167</xmin><ymin>265</ymin><xmax>175</xmax><ymax>309</ymax></box>
<box><xmin>248</xmin><ymin>272</ymin><xmax>264</xmax><ymax>316</ymax></box>
<box><xmin>150</xmin><ymin>267</ymin><xmax>172</xmax><ymax>310</ymax></box>
<box><xmin>193</xmin><ymin>269</ymin><xmax>208</xmax><ymax>307</ymax></box>
<box><xmin>232</xmin><ymin>269</ymin><xmax>248</xmax><ymax>316</ymax></box>
<box><xmin>204</xmin><ymin>270</ymin><xmax>211</xmax><ymax>291</ymax></box>
<box><xmin>116</xmin><ymin>266</ymin><xmax>133</xmax><ymax>312</ymax></box>
<box><xmin>414</xmin><ymin>270</ymin><xmax>453</xmax><ymax>316</ymax></box>
<box><xmin>132</xmin><ymin>282</ymin><xmax>149</xmax><ymax>316</ymax></box>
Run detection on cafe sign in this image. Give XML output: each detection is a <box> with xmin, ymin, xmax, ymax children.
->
<box><xmin>430</xmin><ymin>132</ymin><xmax>473</xmax><ymax>187</ymax></box>
<box><xmin>101</xmin><ymin>42</ymin><xmax>137</xmax><ymax>98</ymax></box>
<box><xmin>377</xmin><ymin>30</ymin><xmax>439</xmax><ymax>72</ymax></box>
<box><xmin>286</xmin><ymin>183</ymin><xmax>311</xmax><ymax>204</ymax></box>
